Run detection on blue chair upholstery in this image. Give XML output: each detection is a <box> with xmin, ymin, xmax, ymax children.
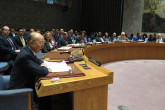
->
<box><xmin>0</xmin><ymin>75</ymin><xmax>35</xmax><ymax>110</ymax></box>
<box><xmin>36</xmin><ymin>52</ymin><xmax>46</xmax><ymax>59</ymax></box>
<box><xmin>0</xmin><ymin>62</ymin><xmax>8</xmax><ymax>73</ymax></box>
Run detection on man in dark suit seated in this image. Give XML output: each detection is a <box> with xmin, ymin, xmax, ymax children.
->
<box><xmin>9</xmin><ymin>32</ymin><xmax>51</xmax><ymax>110</ymax></box>
<box><xmin>58</xmin><ymin>32</ymin><xmax>70</xmax><ymax>47</ymax></box>
<box><xmin>9</xmin><ymin>27</ymin><xmax>17</xmax><ymax>38</ymax></box>
<box><xmin>9</xmin><ymin>27</ymin><xmax>17</xmax><ymax>37</ymax></box>
<box><xmin>76</xmin><ymin>31</ymin><xmax>87</xmax><ymax>43</ymax></box>
<box><xmin>14</xmin><ymin>28</ymin><xmax>27</xmax><ymax>47</ymax></box>
<box><xmin>0</xmin><ymin>26</ymin><xmax>20</xmax><ymax>65</ymax></box>
<box><xmin>95</xmin><ymin>32</ymin><xmax>104</xmax><ymax>42</ymax></box>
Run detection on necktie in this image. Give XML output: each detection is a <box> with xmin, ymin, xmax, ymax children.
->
<box><xmin>84</xmin><ymin>37</ymin><xmax>87</xmax><ymax>43</ymax></box>
<box><xmin>52</xmin><ymin>37</ymin><xmax>56</xmax><ymax>48</ymax></box>
<box><xmin>71</xmin><ymin>36</ymin><xmax>74</xmax><ymax>43</ymax></box>
<box><xmin>7</xmin><ymin>37</ymin><xmax>16</xmax><ymax>50</ymax></box>
<box><xmin>20</xmin><ymin>36</ymin><xmax>26</xmax><ymax>47</ymax></box>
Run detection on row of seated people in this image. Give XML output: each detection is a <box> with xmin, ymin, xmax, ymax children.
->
<box><xmin>1</xmin><ymin>26</ymin><xmax>165</xmax><ymax>68</ymax></box>
<box><xmin>0</xmin><ymin>26</ymin><xmax>164</xmax><ymax>110</ymax></box>
<box><xmin>87</xmin><ymin>32</ymin><xmax>165</xmax><ymax>43</ymax></box>
<box><xmin>0</xmin><ymin>26</ymin><xmax>73</xmax><ymax>110</ymax></box>
<box><xmin>44</xmin><ymin>30</ymin><xmax>165</xmax><ymax>49</ymax></box>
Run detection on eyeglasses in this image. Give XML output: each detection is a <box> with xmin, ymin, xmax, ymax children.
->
<box><xmin>33</xmin><ymin>40</ymin><xmax>45</xmax><ymax>45</ymax></box>
<box><xmin>38</xmin><ymin>41</ymin><xmax>45</xmax><ymax>45</ymax></box>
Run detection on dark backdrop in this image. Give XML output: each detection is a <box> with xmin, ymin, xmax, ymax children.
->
<box><xmin>0</xmin><ymin>0</ymin><xmax>124</xmax><ymax>34</ymax></box>
<box><xmin>81</xmin><ymin>0</ymin><xmax>124</xmax><ymax>35</ymax></box>
<box><xmin>0</xmin><ymin>0</ymin><xmax>81</xmax><ymax>31</ymax></box>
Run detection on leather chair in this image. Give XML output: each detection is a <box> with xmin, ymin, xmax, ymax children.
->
<box><xmin>0</xmin><ymin>75</ymin><xmax>37</xmax><ymax>110</ymax></box>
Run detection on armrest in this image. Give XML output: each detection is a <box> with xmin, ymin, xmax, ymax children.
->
<box><xmin>0</xmin><ymin>88</ymin><xmax>33</xmax><ymax>96</ymax></box>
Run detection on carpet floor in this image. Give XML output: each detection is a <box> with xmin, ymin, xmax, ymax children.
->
<box><xmin>102</xmin><ymin>60</ymin><xmax>165</xmax><ymax>110</ymax></box>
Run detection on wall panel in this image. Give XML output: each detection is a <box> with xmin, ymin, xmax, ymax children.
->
<box><xmin>81</xmin><ymin>0</ymin><xmax>124</xmax><ymax>35</ymax></box>
<box><xmin>0</xmin><ymin>0</ymin><xmax>81</xmax><ymax>31</ymax></box>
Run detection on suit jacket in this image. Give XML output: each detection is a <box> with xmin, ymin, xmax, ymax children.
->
<box><xmin>117</xmin><ymin>36</ymin><xmax>130</xmax><ymax>42</ymax></box>
<box><xmin>0</xmin><ymin>35</ymin><xmax>20</xmax><ymax>62</ymax></box>
<box><xmin>76</xmin><ymin>36</ymin><xmax>87</xmax><ymax>43</ymax></box>
<box><xmin>9</xmin><ymin>32</ymin><xmax>17</xmax><ymax>38</ymax></box>
<box><xmin>58</xmin><ymin>37</ymin><xmax>68</xmax><ymax>47</ymax></box>
<box><xmin>95</xmin><ymin>36</ymin><xmax>104</xmax><ymax>42</ymax></box>
<box><xmin>9</xmin><ymin>46</ymin><xmax>49</xmax><ymax>89</ymax></box>
<box><xmin>14</xmin><ymin>35</ymin><xmax>27</xmax><ymax>47</ymax></box>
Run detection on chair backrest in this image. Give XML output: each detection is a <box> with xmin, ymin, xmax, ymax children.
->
<box><xmin>0</xmin><ymin>75</ymin><xmax>5</xmax><ymax>90</ymax></box>
<box><xmin>0</xmin><ymin>75</ymin><xmax>10</xmax><ymax>90</ymax></box>
<box><xmin>36</xmin><ymin>52</ymin><xmax>46</xmax><ymax>59</ymax></box>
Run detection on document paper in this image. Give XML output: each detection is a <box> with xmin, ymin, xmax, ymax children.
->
<box><xmin>44</xmin><ymin>61</ymin><xmax>71</xmax><ymax>72</ymax></box>
<box><xmin>57</xmin><ymin>46</ymin><xmax>72</xmax><ymax>50</ymax></box>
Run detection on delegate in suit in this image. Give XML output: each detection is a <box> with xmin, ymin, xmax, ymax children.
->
<box><xmin>0</xmin><ymin>26</ymin><xmax>20</xmax><ymax>64</ymax></box>
<box><xmin>14</xmin><ymin>28</ymin><xmax>27</xmax><ymax>47</ymax></box>
<box><xmin>9</xmin><ymin>32</ymin><xmax>51</xmax><ymax>89</ymax></box>
<box><xmin>9</xmin><ymin>32</ymin><xmax>51</xmax><ymax>110</ymax></box>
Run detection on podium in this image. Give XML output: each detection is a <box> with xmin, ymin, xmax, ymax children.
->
<box><xmin>35</xmin><ymin>49</ymin><xmax>113</xmax><ymax>110</ymax></box>
<box><xmin>35</xmin><ymin>43</ymin><xmax>165</xmax><ymax>110</ymax></box>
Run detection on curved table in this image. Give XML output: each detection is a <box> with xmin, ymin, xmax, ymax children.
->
<box><xmin>84</xmin><ymin>43</ymin><xmax>165</xmax><ymax>64</ymax></box>
<box><xmin>35</xmin><ymin>43</ymin><xmax>165</xmax><ymax>110</ymax></box>
<box><xmin>35</xmin><ymin>49</ymin><xmax>113</xmax><ymax>110</ymax></box>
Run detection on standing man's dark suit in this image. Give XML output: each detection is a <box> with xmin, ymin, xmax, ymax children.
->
<box><xmin>9</xmin><ymin>46</ymin><xmax>49</xmax><ymax>89</ymax></box>
<box><xmin>0</xmin><ymin>35</ymin><xmax>20</xmax><ymax>63</ymax></box>
<box><xmin>14</xmin><ymin>35</ymin><xmax>27</xmax><ymax>47</ymax></box>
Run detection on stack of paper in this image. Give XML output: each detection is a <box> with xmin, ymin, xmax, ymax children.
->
<box><xmin>57</xmin><ymin>46</ymin><xmax>72</xmax><ymax>50</ymax></box>
<box><xmin>44</xmin><ymin>61</ymin><xmax>71</xmax><ymax>72</ymax></box>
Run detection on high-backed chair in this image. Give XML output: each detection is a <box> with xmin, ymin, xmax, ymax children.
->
<box><xmin>0</xmin><ymin>75</ymin><xmax>35</xmax><ymax>110</ymax></box>
<box><xmin>0</xmin><ymin>62</ymin><xmax>8</xmax><ymax>74</ymax></box>
<box><xmin>36</xmin><ymin>52</ymin><xmax>46</xmax><ymax>59</ymax></box>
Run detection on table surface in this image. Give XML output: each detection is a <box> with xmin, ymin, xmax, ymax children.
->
<box><xmin>35</xmin><ymin>47</ymin><xmax>113</xmax><ymax>97</ymax></box>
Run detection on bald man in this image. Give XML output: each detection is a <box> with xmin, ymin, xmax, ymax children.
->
<box><xmin>156</xmin><ymin>33</ymin><xmax>164</xmax><ymax>43</ymax></box>
<box><xmin>117</xmin><ymin>32</ymin><xmax>130</xmax><ymax>42</ymax></box>
<box><xmin>9</xmin><ymin>32</ymin><xmax>51</xmax><ymax>88</ymax></box>
<box><xmin>9</xmin><ymin>32</ymin><xmax>51</xmax><ymax>110</ymax></box>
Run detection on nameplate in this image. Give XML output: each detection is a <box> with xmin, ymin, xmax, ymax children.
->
<box><xmin>88</xmin><ymin>57</ymin><xmax>101</xmax><ymax>66</ymax></box>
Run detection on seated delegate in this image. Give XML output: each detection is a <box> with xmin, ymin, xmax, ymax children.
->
<box><xmin>9</xmin><ymin>32</ymin><xmax>51</xmax><ymax>110</ymax></box>
<box><xmin>42</xmin><ymin>31</ymin><xmax>55</xmax><ymax>53</ymax></box>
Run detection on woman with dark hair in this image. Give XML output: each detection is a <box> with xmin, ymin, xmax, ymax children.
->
<box><xmin>42</xmin><ymin>31</ymin><xmax>54</xmax><ymax>53</ymax></box>
<box><xmin>148</xmin><ymin>34</ymin><xmax>156</xmax><ymax>42</ymax></box>
<box><xmin>142</xmin><ymin>33</ymin><xmax>148</xmax><ymax>42</ymax></box>
<box><xmin>103</xmin><ymin>32</ymin><xmax>111</xmax><ymax>43</ymax></box>
<box><xmin>128</xmin><ymin>33</ymin><xmax>134</xmax><ymax>41</ymax></box>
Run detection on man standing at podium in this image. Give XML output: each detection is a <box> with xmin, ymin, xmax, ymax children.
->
<box><xmin>9</xmin><ymin>32</ymin><xmax>51</xmax><ymax>110</ymax></box>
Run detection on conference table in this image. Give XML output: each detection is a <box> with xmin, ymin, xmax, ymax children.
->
<box><xmin>35</xmin><ymin>42</ymin><xmax>165</xmax><ymax>110</ymax></box>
